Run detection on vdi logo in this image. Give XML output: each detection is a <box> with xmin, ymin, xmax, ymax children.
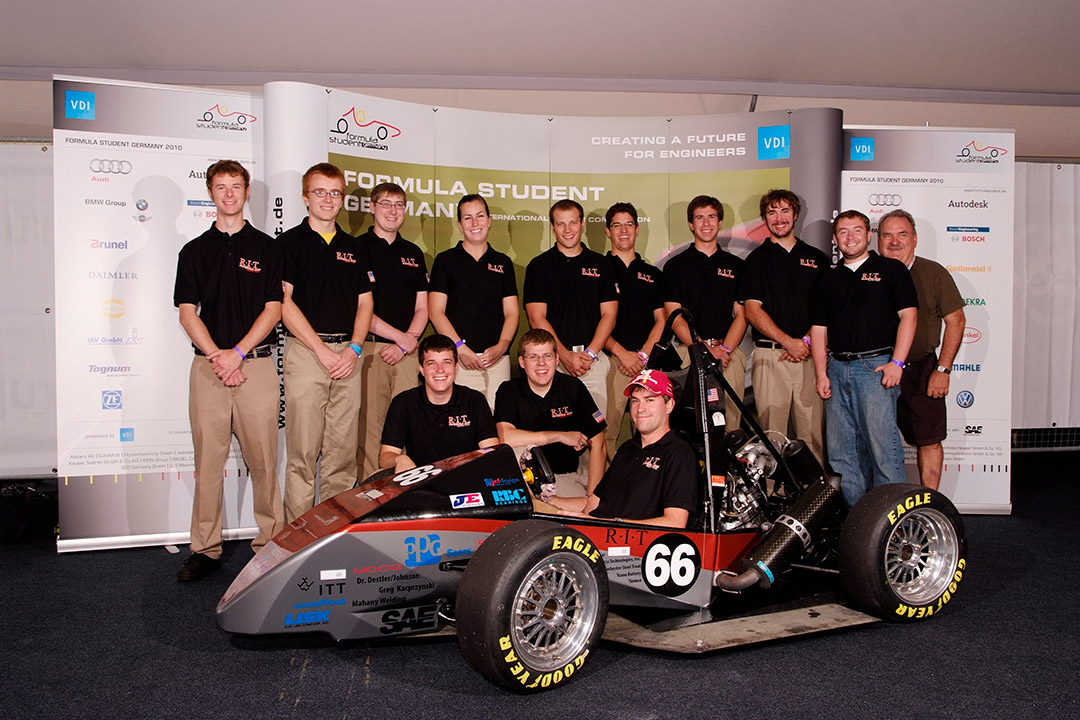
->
<box><xmin>850</xmin><ymin>137</ymin><xmax>875</xmax><ymax>161</ymax></box>
<box><xmin>65</xmin><ymin>91</ymin><xmax>96</xmax><ymax>120</ymax></box>
<box><xmin>757</xmin><ymin>125</ymin><xmax>790</xmax><ymax>160</ymax></box>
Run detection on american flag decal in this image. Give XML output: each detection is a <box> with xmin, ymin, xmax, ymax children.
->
<box><xmin>707</xmin><ymin>387</ymin><xmax>720</xmax><ymax>402</ymax></box>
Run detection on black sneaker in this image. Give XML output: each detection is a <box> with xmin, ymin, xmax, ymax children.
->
<box><xmin>177</xmin><ymin>552</ymin><xmax>221</xmax><ymax>582</ymax></box>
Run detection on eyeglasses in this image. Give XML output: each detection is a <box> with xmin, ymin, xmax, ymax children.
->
<box><xmin>523</xmin><ymin>353</ymin><xmax>556</xmax><ymax>363</ymax></box>
<box><xmin>609</xmin><ymin>221</ymin><xmax>637</xmax><ymax>230</ymax></box>
<box><xmin>308</xmin><ymin>189</ymin><xmax>343</xmax><ymax>199</ymax></box>
<box><xmin>375</xmin><ymin>200</ymin><xmax>406</xmax><ymax>210</ymax></box>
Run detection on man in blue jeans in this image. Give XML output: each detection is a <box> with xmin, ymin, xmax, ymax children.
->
<box><xmin>809</xmin><ymin>210</ymin><xmax>918</xmax><ymax>507</ymax></box>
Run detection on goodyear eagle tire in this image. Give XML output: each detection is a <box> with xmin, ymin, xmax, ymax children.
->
<box><xmin>840</xmin><ymin>484</ymin><xmax>967</xmax><ymax>622</ymax></box>
<box><xmin>457</xmin><ymin>520</ymin><xmax>608</xmax><ymax>693</ymax></box>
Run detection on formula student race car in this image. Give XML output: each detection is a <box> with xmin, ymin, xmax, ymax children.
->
<box><xmin>216</xmin><ymin>310</ymin><xmax>968</xmax><ymax>693</ymax></box>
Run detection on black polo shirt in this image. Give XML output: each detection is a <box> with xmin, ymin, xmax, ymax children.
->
<box><xmin>592</xmin><ymin>430</ymin><xmax>698</xmax><ymax>520</ymax></box>
<box><xmin>280</xmin><ymin>218</ymin><xmax>372</xmax><ymax>335</ymax></box>
<box><xmin>809</xmin><ymin>251</ymin><xmax>919</xmax><ymax>353</ymax></box>
<box><xmin>607</xmin><ymin>252</ymin><xmax>663</xmax><ymax>352</ymax></box>
<box><xmin>357</xmin><ymin>227</ymin><xmax>428</xmax><ymax>341</ymax></box>
<box><xmin>173</xmin><ymin>220</ymin><xmax>283</xmax><ymax>350</ymax></box>
<box><xmin>661</xmin><ymin>244</ymin><xmax>742</xmax><ymax>341</ymax></box>
<box><xmin>523</xmin><ymin>245</ymin><xmax>618</xmax><ymax>348</ymax></box>
<box><xmin>494</xmin><ymin>373</ymin><xmax>607</xmax><ymax>474</ymax></box>
<box><xmin>429</xmin><ymin>242</ymin><xmax>518</xmax><ymax>353</ymax></box>
<box><xmin>381</xmin><ymin>384</ymin><xmax>497</xmax><ymax>467</ymax></box>
<box><xmin>739</xmin><ymin>238</ymin><xmax>828</xmax><ymax>341</ymax></box>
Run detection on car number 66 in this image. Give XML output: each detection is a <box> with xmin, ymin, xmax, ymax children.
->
<box><xmin>642</xmin><ymin>534</ymin><xmax>701</xmax><ymax>596</ymax></box>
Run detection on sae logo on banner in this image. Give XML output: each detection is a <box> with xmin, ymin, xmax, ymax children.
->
<box><xmin>850</xmin><ymin>136</ymin><xmax>875</xmax><ymax>161</ymax></box>
<box><xmin>65</xmin><ymin>90</ymin><xmax>96</xmax><ymax>120</ymax></box>
<box><xmin>757</xmin><ymin>125</ymin><xmax>790</xmax><ymax>160</ymax></box>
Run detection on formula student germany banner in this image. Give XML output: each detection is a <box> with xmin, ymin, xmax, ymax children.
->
<box><xmin>841</xmin><ymin>126</ymin><xmax>1014</xmax><ymax>513</ymax></box>
<box><xmin>53</xmin><ymin>76</ymin><xmax>271</xmax><ymax>551</ymax></box>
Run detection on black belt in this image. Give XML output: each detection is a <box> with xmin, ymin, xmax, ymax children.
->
<box><xmin>755</xmin><ymin>340</ymin><xmax>783</xmax><ymax>350</ymax></box>
<box><xmin>285</xmin><ymin>331</ymin><xmax>350</xmax><ymax>343</ymax></box>
<box><xmin>195</xmin><ymin>345</ymin><xmax>272</xmax><ymax>359</ymax></box>
<box><xmin>829</xmin><ymin>346</ymin><xmax>892</xmax><ymax>362</ymax></box>
<box><xmin>366</xmin><ymin>333</ymin><xmax>393</xmax><ymax>344</ymax></box>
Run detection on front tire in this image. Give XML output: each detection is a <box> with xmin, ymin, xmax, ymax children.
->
<box><xmin>839</xmin><ymin>484</ymin><xmax>967</xmax><ymax>622</ymax></box>
<box><xmin>457</xmin><ymin>520</ymin><xmax>608</xmax><ymax>693</ymax></box>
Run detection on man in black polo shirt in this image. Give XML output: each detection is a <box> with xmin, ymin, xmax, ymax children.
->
<box><xmin>544</xmin><ymin>369</ymin><xmax>697</xmax><ymax>528</ymax></box>
<box><xmin>662</xmin><ymin>194</ymin><xmax>747</xmax><ymax>431</ymax></box>
<box><xmin>602</xmin><ymin>202</ymin><xmax>665</xmax><ymax>460</ymax></box>
<box><xmin>429</xmin><ymin>194</ymin><xmax>518</xmax><ymax>409</ymax></box>
<box><xmin>810</xmin><ymin>210</ymin><xmax>919</xmax><ymax>507</ymax></box>
<box><xmin>173</xmin><ymin>159</ymin><xmax>284</xmax><ymax>581</ymax></box>
<box><xmin>494</xmin><ymin>328</ymin><xmax>607</xmax><ymax>497</ymax></box>
<box><xmin>379</xmin><ymin>334</ymin><xmax>498</xmax><ymax>472</ymax></box>
<box><xmin>524</xmin><ymin>199</ymin><xmax>618</xmax><ymax>417</ymax></box>
<box><xmin>280</xmin><ymin>163</ymin><xmax>374</xmax><ymax>523</ymax></box>
<box><xmin>356</xmin><ymin>182</ymin><xmax>429</xmax><ymax>479</ymax></box>
<box><xmin>740</xmin><ymin>189</ymin><xmax>828</xmax><ymax>461</ymax></box>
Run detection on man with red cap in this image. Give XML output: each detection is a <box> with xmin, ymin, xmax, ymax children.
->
<box><xmin>543</xmin><ymin>369</ymin><xmax>698</xmax><ymax>528</ymax></box>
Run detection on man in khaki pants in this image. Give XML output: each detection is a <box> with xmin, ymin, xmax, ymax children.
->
<box><xmin>280</xmin><ymin>163</ymin><xmax>373</xmax><ymax>522</ymax></box>
<box><xmin>173</xmin><ymin>159</ymin><xmax>285</xmax><ymax>581</ymax></box>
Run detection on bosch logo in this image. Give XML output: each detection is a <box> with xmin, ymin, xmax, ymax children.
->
<box><xmin>90</xmin><ymin>159</ymin><xmax>132</xmax><ymax>175</ymax></box>
<box><xmin>868</xmin><ymin>193</ymin><xmax>902</xmax><ymax>207</ymax></box>
<box><xmin>956</xmin><ymin>390</ymin><xmax>975</xmax><ymax>409</ymax></box>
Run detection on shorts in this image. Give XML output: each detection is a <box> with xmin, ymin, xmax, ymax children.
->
<box><xmin>896</xmin><ymin>352</ymin><xmax>947</xmax><ymax>446</ymax></box>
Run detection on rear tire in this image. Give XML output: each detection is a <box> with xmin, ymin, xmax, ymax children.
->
<box><xmin>840</xmin><ymin>484</ymin><xmax>967</xmax><ymax>622</ymax></box>
<box><xmin>457</xmin><ymin>520</ymin><xmax>608</xmax><ymax>692</ymax></box>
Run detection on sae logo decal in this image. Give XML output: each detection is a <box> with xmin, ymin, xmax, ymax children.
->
<box><xmin>757</xmin><ymin>125</ymin><xmax>790</xmax><ymax>160</ymax></box>
<box><xmin>65</xmin><ymin>90</ymin><xmax>96</xmax><ymax>120</ymax></box>
<box><xmin>850</xmin><ymin>136</ymin><xmax>875</xmax><ymax>161</ymax></box>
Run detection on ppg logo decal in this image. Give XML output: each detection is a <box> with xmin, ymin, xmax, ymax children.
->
<box><xmin>956</xmin><ymin>390</ymin><xmax>975</xmax><ymax>409</ymax></box>
<box><xmin>101</xmin><ymin>390</ymin><xmax>123</xmax><ymax>410</ymax></box>
<box><xmin>642</xmin><ymin>534</ymin><xmax>701</xmax><ymax>597</ymax></box>
<box><xmin>757</xmin><ymin>125</ymin><xmax>790</xmax><ymax>160</ymax></box>
<box><xmin>850</xmin><ymin>136</ymin><xmax>875</xmax><ymax>161</ymax></box>
<box><xmin>404</xmin><ymin>534</ymin><xmax>441</xmax><ymax>567</ymax></box>
<box><xmin>65</xmin><ymin>90</ymin><xmax>96</xmax><ymax>120</ymax></box>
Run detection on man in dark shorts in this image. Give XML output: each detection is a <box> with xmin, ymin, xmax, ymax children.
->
<box><xmin>878</xmin><ymin>209</ymin><xmax>966</xmax><ymax>490</ymax></box>
<box><xmin>544</xmin><ymin>369</ymin><xmax>697</xmax><ymax>528</ymax></box>
<box><xmin>173</xmin><ymin>159</ymin><xmax>284</xmax><ymax>581</ymax></box>
<box><xmin>494</xmin><ymin>328</ymin><xmax>607</xmax><ymax>497</ymax></box>
<box><xmin>379</xmin><ymin>334</ymin><xmax>498</xmax><ymax>473</ymax></box>
<box><xmin>809</xmin><ymin>210</ymin><xmax>918</xmax><ymax>507</ymax></box>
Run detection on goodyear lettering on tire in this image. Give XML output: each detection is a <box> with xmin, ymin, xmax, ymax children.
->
<box><xmin>893</xmin><ymin>558</ymin><xmax>966</xmax><ymax>618</ymax></box>
<box><xmin>499</xmin><ymin>634</ymin><xmax>588</xmax><ymax>690</ymax></box>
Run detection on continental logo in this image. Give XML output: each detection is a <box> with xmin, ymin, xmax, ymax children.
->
<box><xmin>946</xmin><ymin>264</ymin><xmax>991</xmax><ymax>273</ymax></box>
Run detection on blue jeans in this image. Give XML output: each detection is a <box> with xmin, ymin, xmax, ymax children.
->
<box><xmin>825</xmin><ymin>353</ymin><xmax>907</xmax><ymax>507</ymax></box>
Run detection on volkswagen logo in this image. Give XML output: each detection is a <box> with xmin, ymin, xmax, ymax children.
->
<box><xmin>90</xmin><ymin>159</ymin><xmax>132</xmax><ymax>174</ymax></box>
<box><xmin>868</xmin><ymin>193</ymin><xmax>902</xmax><ymax>207</ymax></box>
<box><xmin>956</xmin><ymin>390</ymin><xmax>975</xmax><ymax>409</ymax></box>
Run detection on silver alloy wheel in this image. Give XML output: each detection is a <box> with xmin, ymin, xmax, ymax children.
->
<box><xmin>884</xmin><ymin>507</ymin><xmax>960</xmax><ymax>605</ymax></box>
<box><xmin>511</xmin><ymin>552</ymin><xmax>599</xmax><ymax>671</ymax></box>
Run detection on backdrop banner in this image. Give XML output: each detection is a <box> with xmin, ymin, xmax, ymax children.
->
<box><xmin>841</xmin><ymin>126</ymin><xmax>1014</xmax><ymax>513</ymax></box>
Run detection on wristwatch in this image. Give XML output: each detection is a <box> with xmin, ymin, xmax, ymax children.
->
<box><xmin>935</xmin><ymin>365</ymin><xmax>951</xmax><ymax>374</ymax></box>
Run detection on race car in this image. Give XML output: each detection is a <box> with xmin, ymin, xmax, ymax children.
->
<box><xmin>217</xmin><ymin>311</ymin><xmax>967</xmax><ymax>693</ymax></box>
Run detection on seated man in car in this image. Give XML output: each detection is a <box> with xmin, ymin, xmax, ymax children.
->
<box><xmin>379</xmin><ymin>334</ymin><xmax>499</xmax><ymax>473</ymax></box>
<box><xmin>543</xmin><ymin>369</ymin><xmax>698</xmax><ymax>528</ymax></box>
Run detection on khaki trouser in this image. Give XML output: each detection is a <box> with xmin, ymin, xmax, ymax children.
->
<box><xmin>557</xmin><ymin>351</ymin><xmax>610</xmax><ymax>424</ymax></box>
<box><xmin>455</xmin><ymin>354</ymin><xmax>511</xmax><ymax>412</ymax></box>
<box><xmin>604</xmin><ymin>360</ymin><xmax>635</xmax><ymax>461</ymax></box>
<box><xmin>188</xmin><ymin>354</ymin><xmax>283</xmax><ymax>558</ymax></box>
<box><xmin>283</xmin><ymin>337</ymin><xmax>363</xmax><ymax>524</ymax></box>
<box><xmin>750</xmin><ymin>346</ymin><xmax>824</xmax><ymax>463</ymax></box>
<box><xmin>356</xmin><ymin>343</ymin><xmax>419</xmax><ymax>480</ymax></box>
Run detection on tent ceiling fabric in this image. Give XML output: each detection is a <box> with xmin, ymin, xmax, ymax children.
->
<box><xmin>2</xmin><ymin>0</ymin><xmax>1079</xmax><ymax>105</ymax></box>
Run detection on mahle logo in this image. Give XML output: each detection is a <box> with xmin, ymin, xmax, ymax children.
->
<box><xmin>65</xmin><ymin>90</ymin><xmax>96</xmax><ymax>120</ymax></box>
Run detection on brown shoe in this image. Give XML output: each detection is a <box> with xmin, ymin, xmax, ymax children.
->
<box><xmin>177</xmin><ymin>552</ymin><xmax>221</xmax><ymax>581</ymax></box>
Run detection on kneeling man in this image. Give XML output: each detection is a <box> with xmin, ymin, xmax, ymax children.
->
<box><xmin>545</xmin><ymin>369</ymin><xmax>698</xmax><ymax>528</ymax></box>
<box><xmin>379</xmin><ymin>334</ymin><xmax>499</xmax><ymax>473</ymax></box>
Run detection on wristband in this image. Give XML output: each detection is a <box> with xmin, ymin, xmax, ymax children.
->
<box><xmin>585</xmin><ymin>347</ymin><xmax>598</xmax><ymax>360</ymax></box>
<box><xmin>348</xmin><ymin>343</ymin><xmax>362</xmax><ymax>357</ymax></box>
<box><xmin>802</xmin><ymin>335</ymin><xmax>811</xmax><ymax>347</ymax></box>
<box><xmin>890</xmin><ymin>358</ymin><xmax>905</xmax><ymax>369</ymax></box>
<box><xmin>397</xmin><ymin>345</ymin><xmax>407</xmax><ymax>355</ymax></box>
<box><xmin>233</xmin><ymin>346</ymin><xmax>246</xmax><ymax>359</ymax></box>
<box><xmin>719</xmin><ymin>343</ymin><xmax>732</xmax><ymax>353</ymax></box>
<box><xmin>636</xmin><ymin>350</ymin><xmax>649</xmax><ymax>363</ymax></box>
<box><xmin>455</xmin><ymin>338</ymin><xmax>466</xmax><ymax>348</ymax></box>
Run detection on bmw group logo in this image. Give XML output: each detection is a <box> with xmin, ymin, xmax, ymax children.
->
<box><xmin>956</xmin><ymin>390</ymin><xmax>975</xmax><ymax>409</ymax></box>
<box><xmin>135</xmin><ymin>199</ymin><xmax>148</xmax><ymax>211</ymax></box>
<box><xmin>101</xmin><ymin>390</ymin><xmax>123</xmax><ymax>410</ymax></box>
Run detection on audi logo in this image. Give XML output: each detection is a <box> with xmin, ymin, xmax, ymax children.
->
<box><xmin>868</xmin><ymin>193</ymin><xmax>902</xmax><ymax>207</ymax></box>
<box><xmin>90</xmin><ymin>159</ymin><xmax>132</xmax><ymax>174</ymax></box>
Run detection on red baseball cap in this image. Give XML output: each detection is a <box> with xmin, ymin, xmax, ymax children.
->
<box><xmin>624</xmin><ymin>369</ymin><xmax>674</xmax><ymax>399</ymax></box>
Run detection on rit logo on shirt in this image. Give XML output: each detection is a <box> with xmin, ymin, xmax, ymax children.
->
<box><xmin>448</xmin><ymin>415</ymin><xmax>471</xmax><ymax>428</ymax></box>
<box><xmin>717</xmin><ymin>268</ymin><xmax>735</xmax><ymax>279</ymax></box>
<box><xmin>401</xmin><ymin>257</ymin><xmax>419</xmax><ymax>268</ymax></box>
<box><xmin>336</xmin><ymin>252</ymin><xmax>357</xmax><ymax>264</ymax></box>
<box><xmin>643</xmin><ymin>456</ymin><xmax>661</xmax><ymax>470</ymax></box>
<box><xmin>861</xmin><ymin>272</ymin><xmax>882</xmax><ymax>282</ymax></box>
<box><xmin>637</xmin><ymin>272</ymin><xmax>654</xmax><ymax>283</ymax></box>
<box><xmin>551</xmin><ymin>406</ymin><xmax>572</xmax><ymax>419</ymax></box>
<box><xmin>581</xmin><ymin>268</ymin><xmax>600</xmax><ymax>278</ymax></box>
<box><xmin>487</xmin><ymin>263</ymin><xmax>504</xmax><ymax>274</ymax></box>
<box><xmin>239</xmin><ymin>258</ymin><xmax>261</xmax><ymax>273</ymax></box>
<box><xmin>800</xmin><ymin>258</ymin><xmax>818</xmax><ymax>269</ymax></box>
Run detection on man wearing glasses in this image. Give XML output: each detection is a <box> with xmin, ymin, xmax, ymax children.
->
<box><xmin>279</xmin><ymin>163</ymin><xmax>374</xmax><ymax>523</ymax></box>
<box><xmin>356</xmin><ymin>182</ymin><xmax>429</xmax><ymax>479</ymax></box>
<box><xmin>494</xmin><ymin>329</ymin><xmax>607</xmax><ymax>498</ymax></box>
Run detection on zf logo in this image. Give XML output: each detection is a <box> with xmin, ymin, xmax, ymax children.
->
<box><xmin>101</xmin><ymin>390</ymin><xmax>122</xmax><ymax>410</ymax></box>
<box><xmin>380</xmin><ymin>605</ymin><xmax>438</xmax><ymax>635</ymax></box>
<box><xmin>642</xmin><ymin>534</ymin><xmax>701</xmax><ymax>597</ymax></box>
